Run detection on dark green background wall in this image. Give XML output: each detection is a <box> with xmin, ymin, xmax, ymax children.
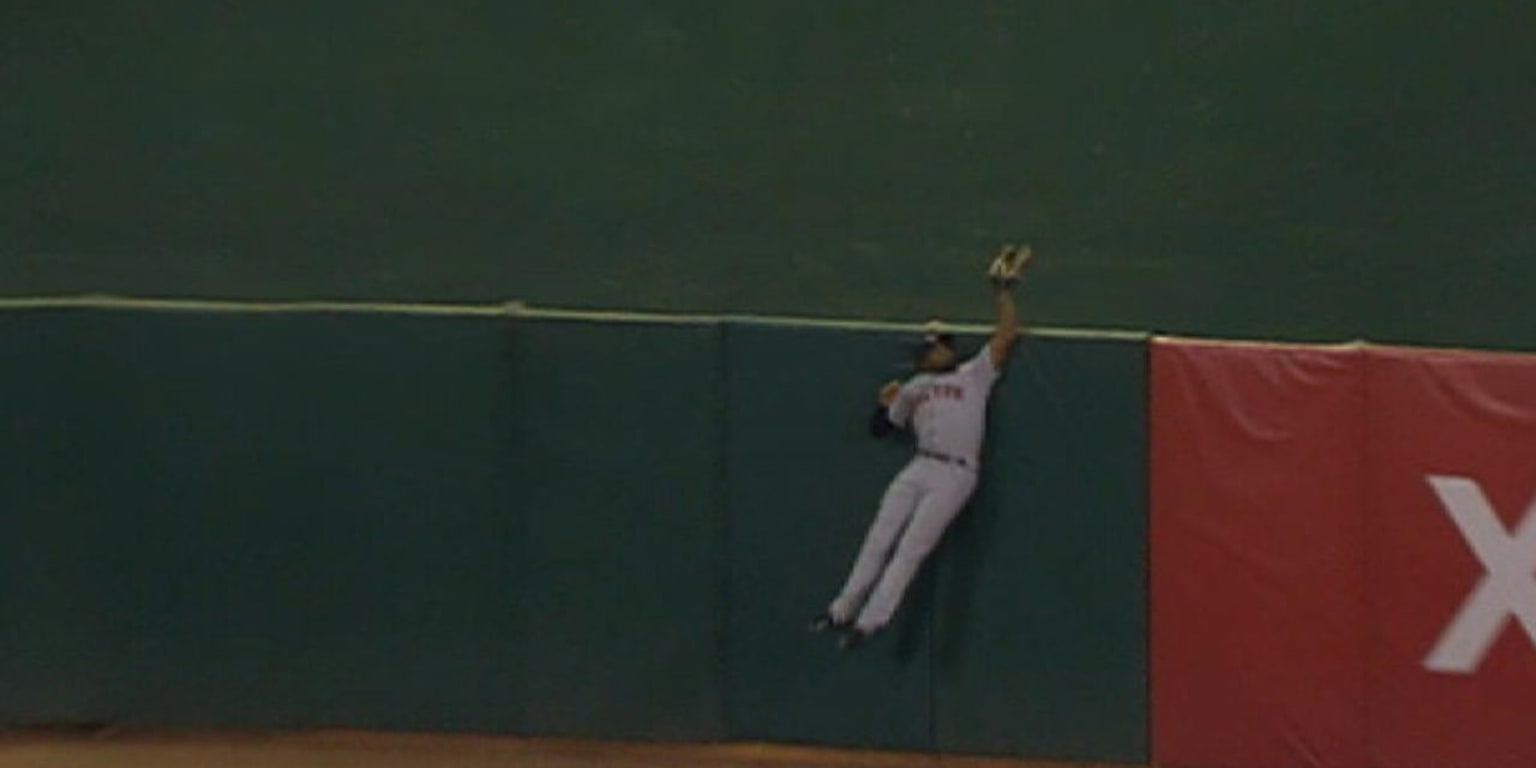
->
<box><xmin>4</xmin><ymin>4</ymin><xmax>1534</xmax><ymax>350</ymax></box>
<box><xmin>0</xmin><ymin>307</ymin><xmax>1146</xmax><ymax>761</ymax></box>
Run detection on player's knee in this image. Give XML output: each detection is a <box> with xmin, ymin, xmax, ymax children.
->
<box><xmin>895</xmin><ymin>533</ymin><xmax>942</xmax><ymax>564</ymax></box>
<box><xmin>868</xmin><ymin>517</ymin><xmax>906</xmax><ymax>545</ymax></box>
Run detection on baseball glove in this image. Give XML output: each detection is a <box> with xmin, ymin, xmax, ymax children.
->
<box><xmin>988</xmin><ymin>243</ymin><xmax>1033</xmax><ymax>288</ymax></box>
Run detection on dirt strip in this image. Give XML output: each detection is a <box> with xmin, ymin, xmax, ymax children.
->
<box><xmin>0</xmin><ymin>729</ymin><xmax>1143</xmax><ymax>768</ymax></box>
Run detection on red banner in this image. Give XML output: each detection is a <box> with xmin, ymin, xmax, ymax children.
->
<box><xmin>1152</xmin><ymin>339</ymin><xmax>1536</xmax><ymax>768</ymax></box>
<box><xmin>1366</xmin><ymin>348</ymin><xmax>1536</xmax><ymax>768</ymax></box>
<box><xmin>1151</xmin><ymin>340</ymin><xmax>1367</xmax><ymax>768</ymax></box>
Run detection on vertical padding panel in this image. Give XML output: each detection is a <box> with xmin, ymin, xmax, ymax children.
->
<box><xmin>1366</xmin><ymin>347</ymin><xmax>1536</xmax><ymax>768</ymax></box>
<box><xmin>512</xmin><ymin>317</ymin><xmax>725</xmax><ymax>741</ymax></box>
<box><xmin>3</xmin><ymin>308</ymin><xmax>524</xmax><ymax>731</ymax></box>
<box><xmin>932</xmin><ymin>334</ymin><xmax>1149</xmax><ymax>762</ymax></box>
<box><xmin>1150</xmin><ymin>339</ymin><xmax>1367</xmax><ymax>768</ymax></box>
<box><xmin>0</xmin><ymin>309</ymin><xmax>136</xmax><ymax>724</ymax></box>
<box><xmin>723</xmin><ymin>322</ymin><xmax>933</xmax><ymax>752</ymax></box>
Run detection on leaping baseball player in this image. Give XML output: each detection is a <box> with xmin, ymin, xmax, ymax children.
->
<box><xmin>812</xmin><ymin>244</ymin><xmax>1033</xmax><ymax>651</ymax></box>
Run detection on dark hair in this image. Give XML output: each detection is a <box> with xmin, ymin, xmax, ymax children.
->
<box><xmin>912</xmin><ymin>332</ymin><xmax>956</xmax><ymax>366</ymax></box>
<box><xmin>923</xmin><ymin>331</ymin><xmax>956</xmax><ymax>348</ymax></box>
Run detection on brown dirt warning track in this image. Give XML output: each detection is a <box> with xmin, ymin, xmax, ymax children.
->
<box><xmin>0</xmin><ymin>730</ymin><xmax>1142</xmax><ymax>768</ymax></box>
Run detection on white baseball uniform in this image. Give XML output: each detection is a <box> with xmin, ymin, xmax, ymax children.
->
<box><xmin>829</xmin><ymin>344</ymin><xmax>1002</xmax><ymax>633</ymax></box>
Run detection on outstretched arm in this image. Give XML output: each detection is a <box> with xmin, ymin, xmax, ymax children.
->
<box><xmin>987</xmin><ymin>244</ymin><xmax>1033</xmax><ymax>367</ymax></box>
<box><xmin>988</xmin><ymin>286</ymin><xmax>1019</xmax><ymax>367</ymax></box>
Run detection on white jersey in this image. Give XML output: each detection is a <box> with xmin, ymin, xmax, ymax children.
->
<box><xmin>886</xmin><ymin>346</ymin><xmax>1001</xmax><ymax>466</ymax></box>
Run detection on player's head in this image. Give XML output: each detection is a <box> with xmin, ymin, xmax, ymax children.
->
<box><xmin>913</xmin><ymin>322</ymin><xmax>958</xmax><ymax>373</ymax></box>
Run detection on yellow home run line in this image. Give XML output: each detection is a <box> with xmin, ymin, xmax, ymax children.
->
<box><xmin>0</xmin><ymin>294</ymin><xmax>1146</xmax><ymax>340</ymax></box>
<box><xmin>0</xmin><ymin>294</ymin><xmax>513</xmax><ymax>317</ymax></box>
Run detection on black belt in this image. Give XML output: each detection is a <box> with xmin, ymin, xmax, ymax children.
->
<box><xmin>918</xmin><ymin>449</ymin><xmax>972</xmax><ymax>469</ymax></box>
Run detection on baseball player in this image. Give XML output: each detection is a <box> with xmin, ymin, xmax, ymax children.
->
<box><xmin>812</xmin><ymin>244</ymin><xmax>1033</xmax><ymax>651</ymax></box>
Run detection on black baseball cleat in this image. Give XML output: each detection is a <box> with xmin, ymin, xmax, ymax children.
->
<box><xmin>837</xmin><ymin>627</ymin><xmax>873</xmax><ymax>652</ymax></box>
<box><xmin>809</xmin><ymin>612</ymin><xmax>850</xmax><ymax>634</ymax></box>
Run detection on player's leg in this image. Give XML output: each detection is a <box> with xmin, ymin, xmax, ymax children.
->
<box><xmin>852</xmin><ymin>466</ymin><xmax>977</xmax><ymax>633</ymax></box>
<box><xmin>826</xmin><ymin>464</ymin><xmax>923</xmax><ymax>624</ymax></box>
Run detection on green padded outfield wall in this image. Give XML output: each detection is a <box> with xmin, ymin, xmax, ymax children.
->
<box><xmin>724</xmin><ymin>322</ymin><xmax>936</xmax><ymax>751</ymax></box>
<box><xmin>0</xmin><ymin>307</ymin><xmax>730</xmax><ymax>740</ymax></box>
<box><xmin>0</xmin><ymin>308</ymin><xmax>523</xmax><ymax>730</ymax></box>
<box><xmin>5</xmin><ymin>4</ymin><xmax>1535</xmax><ymax>350</ymax></box>
<box><xmin>510</xmin><ymin>317</ymin><xmax>726</xmax><ymax>741</ymax></box>
<box><xmin>932</xmin><ymin>334</ymin><xmax>1147</xmax><ymax>762</ymax></box>
<box><xmin>0</xmin><ymin>309</ymin><xmax>130</xmax><ymax>724</ymax></box>
<box><xmin>1</xmin><ymin>307</ymin><xmax>1144</xmax><ymax>760</ymax></box>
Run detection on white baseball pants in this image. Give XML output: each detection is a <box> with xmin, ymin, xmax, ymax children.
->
<box><xmin>829</xmin><ymin>456</ymin><xmax>977</xmax><ymax>633</ymax></box>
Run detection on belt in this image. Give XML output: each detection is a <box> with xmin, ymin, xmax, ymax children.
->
<box><xmin>918</xmin><ymin>448</ymin><xmax>973</xmax><ymax>470</ymax></box>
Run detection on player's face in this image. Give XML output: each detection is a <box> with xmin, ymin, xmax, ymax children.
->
<box><xmin>919</xmin><ymin>342</ymin><xmax>957</xmax><ymax>372</ymax></box>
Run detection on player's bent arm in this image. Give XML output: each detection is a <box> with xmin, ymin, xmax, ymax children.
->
<box><xmin>987</xmin><ymin>285</ymin><xmax>1020</xmax><ymax>368</ymax></box>
<box><xmin>869</xmin><ymin>403</ymin><xmax>898</xmax><ymax>437</ymax></box>
<box><xmin>871</xmin><ymin>379</ymin><xmax>915</xmax><ymax>437</ymax></box>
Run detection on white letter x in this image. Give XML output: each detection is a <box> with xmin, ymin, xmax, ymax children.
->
<box><xmin>1422</xmin><ymin>475</ymin><xmax>1536</xmax><ymax>674</ymax></box>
